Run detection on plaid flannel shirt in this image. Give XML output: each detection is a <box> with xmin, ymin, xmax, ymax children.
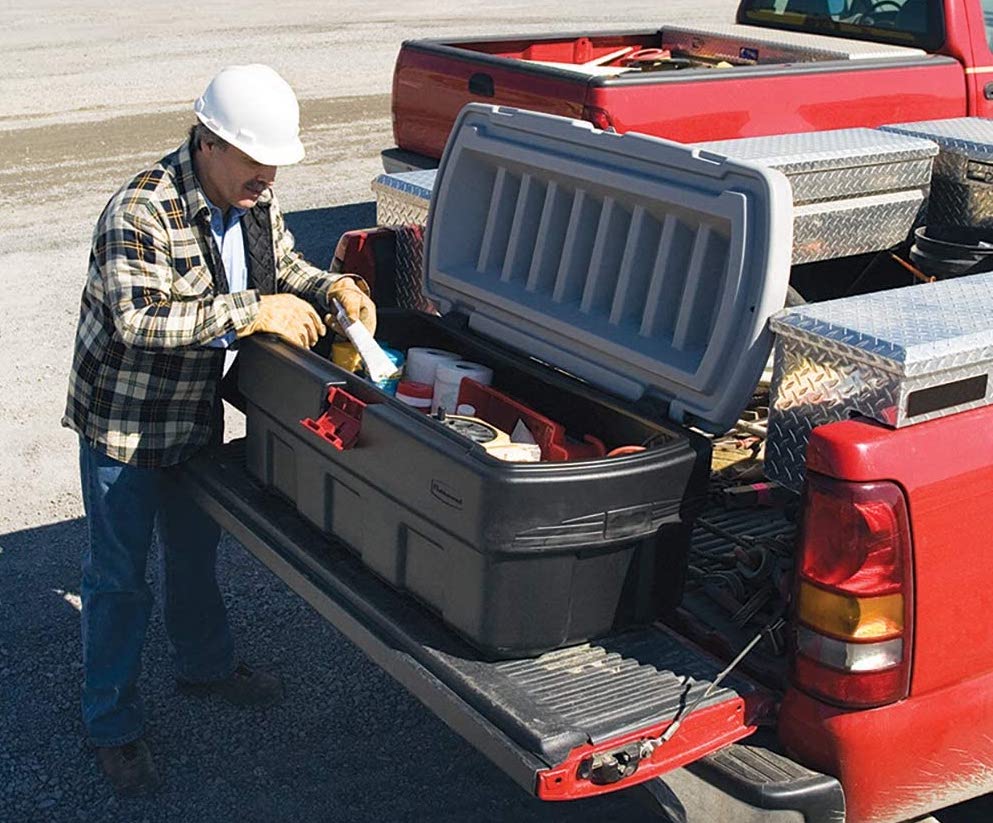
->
<box><xmin>64</xmin><ymin>138</ymin><xmax>345</xmax><ymax>467</ymax></box>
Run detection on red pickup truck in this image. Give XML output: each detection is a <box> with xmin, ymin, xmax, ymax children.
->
<box><xmin>180</xmin><ymin>96</ymin><xmax>993</xmax><ymax>823</ymax></box>
<box><xmin>384</xmin><ymin>0</ymin><xmax>993</xmax><ymax>172</ymax></box>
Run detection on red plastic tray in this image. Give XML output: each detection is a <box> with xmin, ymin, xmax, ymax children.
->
<box><xmin>456</xmin><ymin>379</ymin><xmax>605</xmax><ymax>462</ymax></box>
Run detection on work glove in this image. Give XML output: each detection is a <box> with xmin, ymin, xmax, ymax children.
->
<box><xmin>325</xmin><ymin>276</ymin><xmax>377</xmax><ymax>336</ymax></box>
<box><xmin>237</xmin><ymin>293</ymin><xmax>325</xmax><ymax>349</ymax></box>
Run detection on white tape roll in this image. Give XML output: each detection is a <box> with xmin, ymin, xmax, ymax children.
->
<box><xmin>404</xmin><ymin>347</ymin><xmax>461</xmax><ymax>386</ymax></box>
<box><xmin>432</xmin><ymin>361</ymin><xmax>493</xmax><ymax>414</ymax></box>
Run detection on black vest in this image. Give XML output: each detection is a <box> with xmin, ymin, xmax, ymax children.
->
<box><xmin>241</xmin><ymin>204</ymin><xmax>277</xmax><ymax>296</ymax></box>
<box><xmin>211</xmin><ymin>203</ymin><xmax>278</xmax><ymax>412</ymax></box>
<box><xmin>198</xmin><ymin>202</ymin><xmax>277</xmax><ymax>296</ymax></box>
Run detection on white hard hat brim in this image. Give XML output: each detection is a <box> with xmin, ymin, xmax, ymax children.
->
<box><xmin>243</xmin><ymin>137</ymin><xmax>305</xmax><ymax>167</ymax></box>
<box><xmin>194</xmin><ymin>110</ymin><xmax>306</xmax><ymax>167</ymax></box>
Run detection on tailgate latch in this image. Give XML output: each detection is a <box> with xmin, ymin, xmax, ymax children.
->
<box><xmin>579</xmin><ymin>742</ymin><xmax>645</xmax><ymax>785</ymax></box>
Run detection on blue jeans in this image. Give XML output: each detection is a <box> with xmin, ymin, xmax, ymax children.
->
<box><xmin>78</xmin><ymin>438</ymin><xmax>235</xmax><ymax>746</ymax></box>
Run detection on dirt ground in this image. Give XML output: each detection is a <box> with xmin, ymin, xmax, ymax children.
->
<box><xmin>0</xmin><ymin>2</ymin><xmax>990</xmax><ymax>821</ymax></box>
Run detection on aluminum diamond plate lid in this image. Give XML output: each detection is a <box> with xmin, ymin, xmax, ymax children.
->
<box><xmin>698</xmin><ymin>129</ymin><xmax>937</xmax><ymax>179</ymax></box>
<box><xmin>768</xmin><ymin>273</ymin><xmax>993</xmax><ymax>488</ymax></box>
<box><xmin>662</xmin><ymin>23</ymin><xmax>925</xmax><ymax>61</ymax></box>
<box><xmin>372</xmin><ymin>169</ymin><xmax>437</xmax><ymax>203</ymax></box>
<box><xmin>697</xmin><ymin>128</ymin><xmax>935</xmax><ymax>209</ymax></box>
<box><xmin>879</xmin><ymin>118</ymin><xmax>993</xmax><ymax>230</ymax></box>
<box><xmin>881</xmin><ymin>118</ymin><xmax>993</xmax><ymax>160</ymax></box>
<box><xmin>770</xmin><ymin>273</ymin><xmax>993</xmax><ymax>377</ymax></box>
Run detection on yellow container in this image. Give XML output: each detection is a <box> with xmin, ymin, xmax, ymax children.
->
<box><xmin>332</xmin><ymin>341</ymin><xmax>362</xmax><ymax>373</ymax></box>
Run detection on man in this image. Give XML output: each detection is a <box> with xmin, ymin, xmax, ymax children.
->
<box><xmin>63</xmin><ymin>64</ymin><xmax>375</xmax><ymax>796</ymax></box>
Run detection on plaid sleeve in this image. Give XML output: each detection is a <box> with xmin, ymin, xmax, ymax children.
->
<box><xmin>98</xmin><ymin>200</ymin><xmax>261</xmax><ymax>348</ymax></box>
<box><xmin>270</xmin><ymin>195</ymin><xmax>350</xmax><ymax>312</ymax></box>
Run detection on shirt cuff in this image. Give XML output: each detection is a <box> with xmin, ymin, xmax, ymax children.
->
<box><xmin>205</xmin><ymin>330</ymin><xmax>238</xmax><ymax>349</ymax></box>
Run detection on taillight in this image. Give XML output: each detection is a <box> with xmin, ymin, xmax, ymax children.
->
<box><xmin>582</xmin><ymin>105</ymin><xmax>615</xmax><ymax>132</ymax></box>
<box><xmin>790</xmin><ymin>473</ymin><xmax>914</xmax><ymax>709</ymax></box>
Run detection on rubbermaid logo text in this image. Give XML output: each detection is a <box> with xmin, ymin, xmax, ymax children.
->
<box><xmin>431</xmin><ymin>479</ymin><xmax>463</xmax><ymax>509</ymax></box>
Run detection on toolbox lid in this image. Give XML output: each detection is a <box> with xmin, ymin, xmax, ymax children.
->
<box><xmin>698</xmin><ymin>128</ymin><xmax>938</xmax><ymax>174</ymax></box>
<box><xmin>423</xmin><ymin>104</ymin><xmax>794</xmax><ymax>433</ymax></box>
<box><xmin>770</xmin><ymin>271</ymin><xmax>993</xmax><ymax>377</ymax></box>
<box><xmin>881</xmin><ymin>117</ymin><xmax>993</xmax><ymax>162</ymax></box>
<box><xmin>697</xmin><ymin>128</ymin><xmax>937</xmax><ymax>205</ymax></box>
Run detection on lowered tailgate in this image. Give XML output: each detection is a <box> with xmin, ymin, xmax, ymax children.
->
<box><xmin>180</xmin><ymin>440</ymin><xmax>771</xmax><ymax>800</ymax></box>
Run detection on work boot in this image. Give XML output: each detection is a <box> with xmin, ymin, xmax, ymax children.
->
<box><xmin>177</xmin><ymin>662</ymin><xmax>283</xmax><ymax>707</ymax></box>
<box><xmin>94</xmin><ymin>739</ymin><xmax>160</xmax><ymax>797</ymax></box>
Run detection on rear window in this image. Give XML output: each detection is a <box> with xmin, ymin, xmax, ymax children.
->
<box><xmin>738</xmin><ymin>0</ymin><xmax>944</xmax><ymax>52</ymax></box>
<box><xmin>984</xmin><ymin>0</ymin><xmax>993</xmax><ymax>52</ymax></box>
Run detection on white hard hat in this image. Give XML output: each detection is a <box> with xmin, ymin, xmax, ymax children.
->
<box><xmin>194</xmin><ymin>64</ymin><xmax>305</xmax><ymax>166</ymax></box>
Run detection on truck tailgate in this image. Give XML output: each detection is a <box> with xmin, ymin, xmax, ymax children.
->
<box><xmin>392</xmin><ymin>40</ymin><xmax>590</xmax><ymax>163</ymax></box>
<box><xmin>180</xmin><ymin>440</ymin><xmax>772</xmax><ymax>800</ymax></box>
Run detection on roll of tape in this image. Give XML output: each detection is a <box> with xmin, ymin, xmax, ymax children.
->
<box><xmin>432</xmin><ymin>361</ymin><xmax>493</xmax><ymax>414</ymax></box>
<box><xmin>396</xmin><ymin>380</ymin><xmax>433</xmax><ymax>412</ymax></box>
<box><xmin>404</xmin><ymin>347</ymin><xmax>461</xmax><ymax>386</ymax></box>
<box><xmin>441</xmin><ymin>415</ymin><xmax>509</xmax><ymax>447</ymax></box>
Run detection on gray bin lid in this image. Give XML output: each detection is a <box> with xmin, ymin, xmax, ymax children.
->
<box><xmin>423</xmin><ymin>104</ymin><xmax>794</xmax><ymax>433</ymax></box>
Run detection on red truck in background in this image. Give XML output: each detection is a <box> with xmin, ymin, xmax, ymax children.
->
<box><xmin>384</xmin><ymin>0</ymin><xmax>993</xmax><ymax>172</ymax></box>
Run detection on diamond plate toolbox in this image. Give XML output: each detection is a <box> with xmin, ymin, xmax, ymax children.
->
<box><xmin>881</xmin><ymin>118</ymin><xmax>993</xmax><ymax>231</ymax></box>
<box><xmin>374</xmin><ymin>130</ymin><xmax>937</xmax><ymax>270</ymax></box>
<box><xmin>698</xmin><ymin>129</ymin><xmax>937</xmax><ymax>264</ymax></box>
<box><xmin>766</xmin><ymin>273</ymin><xmax>993</xmax><ymax>492</ymax></box>
<box><xmin>372</xmin><ymin>170</ymin><xmax>437</xmax><ymax>311</ymax></box>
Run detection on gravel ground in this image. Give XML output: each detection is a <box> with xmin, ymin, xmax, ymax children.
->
<box><xmin>2</xmin><ymin>2</ymin><xmax>993</xmax><ymax>821</ymax></box>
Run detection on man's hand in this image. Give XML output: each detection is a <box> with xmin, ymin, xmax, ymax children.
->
<box><xmin>326</xmin><ymin>277</ymin><xmax>377</xmax><ymax>336</ymax></box>
<box><xmin>237</xmin><ymin>294</ymin><xmax>325</xmax><ymax>348</ymax></box>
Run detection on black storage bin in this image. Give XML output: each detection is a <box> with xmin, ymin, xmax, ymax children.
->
<box><xmin>241</xmin><ymin>105</ymin><xmax>793</xmax><ymax>656</ymax></box>
<box><xmin>241</xmin><ymin>317</ymin><xmax>709</xmax><ymax>657</ymax></box>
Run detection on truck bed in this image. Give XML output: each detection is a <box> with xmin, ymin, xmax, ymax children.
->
<box><xmin>444</xmin><ymin>23</ymin><xmax>926</xmax><ymax>74</ymax></box>
<box><xmin>390</xmin><ymin>22</ymin><xmax>962</xmax><ymax>168</ymax></box>
<box><xmin>181</xmin><ymin>439</ymin><xmax>787</xmax><ymax>800</ymax></box>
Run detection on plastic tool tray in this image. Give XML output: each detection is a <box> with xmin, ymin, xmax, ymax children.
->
<box><xmin>243</xmin><ymin>104</ymin><xmax>793</xmax><ymax>657</ymax></box>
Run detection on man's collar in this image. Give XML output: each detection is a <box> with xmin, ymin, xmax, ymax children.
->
<box><xmin>176</xmin><ymin>138</ymin><xmax>213</xmax><ymax>223</ymax></box>
<box><xmin>203</xmin><ymin>194</ymin><xmax>247</xmax><ymax>224</ymax></box>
